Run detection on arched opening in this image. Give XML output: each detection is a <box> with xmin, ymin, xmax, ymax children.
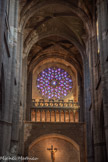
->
<box><xmin>28</xmin><ymin>134</ymin><xmax>80</xmax><ymax>162</ymax></box>
<box><xmin>20</xmin><ymin>1</ymin><xmax>92</xmax><ymax>162</ymax></box>
<box><xmin>26</xmin><ymin>35</ymin><xmax>84</xmax><ymax>122</ymax></box>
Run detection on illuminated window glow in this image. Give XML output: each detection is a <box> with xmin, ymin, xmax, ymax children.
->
<box><xmin>37</xmin><ymin>67</ymin><xmax>73</xmax><ymax>99</ymax></box>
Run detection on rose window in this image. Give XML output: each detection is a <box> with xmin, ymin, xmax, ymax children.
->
<box><xmin>36</xmin><ymin>67</ymin><xmax>73</xmax><ymax>99</ymax></box>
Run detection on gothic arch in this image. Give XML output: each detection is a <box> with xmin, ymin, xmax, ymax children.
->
<box><xmin>19</xmin><ymin>0</ymin><xmax>92</xmax><ymax>35</ymax></box>
<box><xmin>28</xmin><ymin>50</ymin><xmax>83</xmax><ymax>75</ymax></box>
<box><xmin>23</xmin><ymin>30</ymin><xmax>86</xmax><ymax>60</ymax></box>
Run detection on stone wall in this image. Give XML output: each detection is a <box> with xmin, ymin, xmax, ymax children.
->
<box><xmin>29</xmin><ymin>137</ymin><xmax>79</xmax><ymax>162</ymax></box>
<box><xmin>24</xmin><ymin>122</ymin><xmax>86</xmax><ymax>162</ymax></box>
<box><xmin>0</xmin><ymin>0</ymin><xmax>21</xmax><ymax>156</ymax></box>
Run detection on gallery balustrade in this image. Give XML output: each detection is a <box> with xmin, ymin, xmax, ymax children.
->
<box><xmin>30</xmin><ymin>99</ymin><xmax>80</xmax><ymax>122</ymax></box>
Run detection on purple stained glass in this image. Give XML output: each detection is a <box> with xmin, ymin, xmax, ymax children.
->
<box><xmin>36</xmin><ymin>67</ymin><xmax>73</xmax><ymax>99</ymax></box>
<box><xmin>51</xmin><ymin>80</ymin><xmax>57</xmax><ymax>86</ymax></box>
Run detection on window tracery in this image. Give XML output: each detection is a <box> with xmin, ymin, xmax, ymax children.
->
<box><xmin>37</xmin><ymin>67</ymin><xmax>73</xmax><ymax>100</ymax></box>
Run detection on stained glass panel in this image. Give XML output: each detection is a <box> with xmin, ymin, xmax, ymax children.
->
<box><xmin>36</xmin><ymin>67</ymin><xmax>73</xmax><ymax>99</ymax></box>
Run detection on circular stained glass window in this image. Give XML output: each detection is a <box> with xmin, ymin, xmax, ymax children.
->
<box><xmin>36</xmin><ymin>67</ymin><xmax>73</xmax><ymax>100</ymax></box>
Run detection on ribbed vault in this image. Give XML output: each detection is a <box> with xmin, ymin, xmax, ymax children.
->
<box><xmin>28</xmin><ymin>36</ymin><xmax>83</xmax><ymax>77</ymax></box>
<box><xmin>19</xmin><ymin>0</ymin><xmax>93</xmax><ymax>101</ymax></box>
<box><xmin>19</xmin><ymin>0</ymin><xmax>93</xmax><ymax>76</ymax></box>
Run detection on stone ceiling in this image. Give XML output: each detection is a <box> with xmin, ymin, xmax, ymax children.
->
<box><xmin>28</xmin><ymin>36</ymin><xmax>83</xmax><ymax>75</ymax></box>
<box><xmin>19</xmin><ymin>0</ymin><xmax>93</xmax><ymax>78</ymax></box>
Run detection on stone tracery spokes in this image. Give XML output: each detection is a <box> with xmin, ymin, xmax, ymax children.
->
<box><xmin>37</xmin><ymin>67</ymin><xmax>73</xmax><ymax>100</ymax></box>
